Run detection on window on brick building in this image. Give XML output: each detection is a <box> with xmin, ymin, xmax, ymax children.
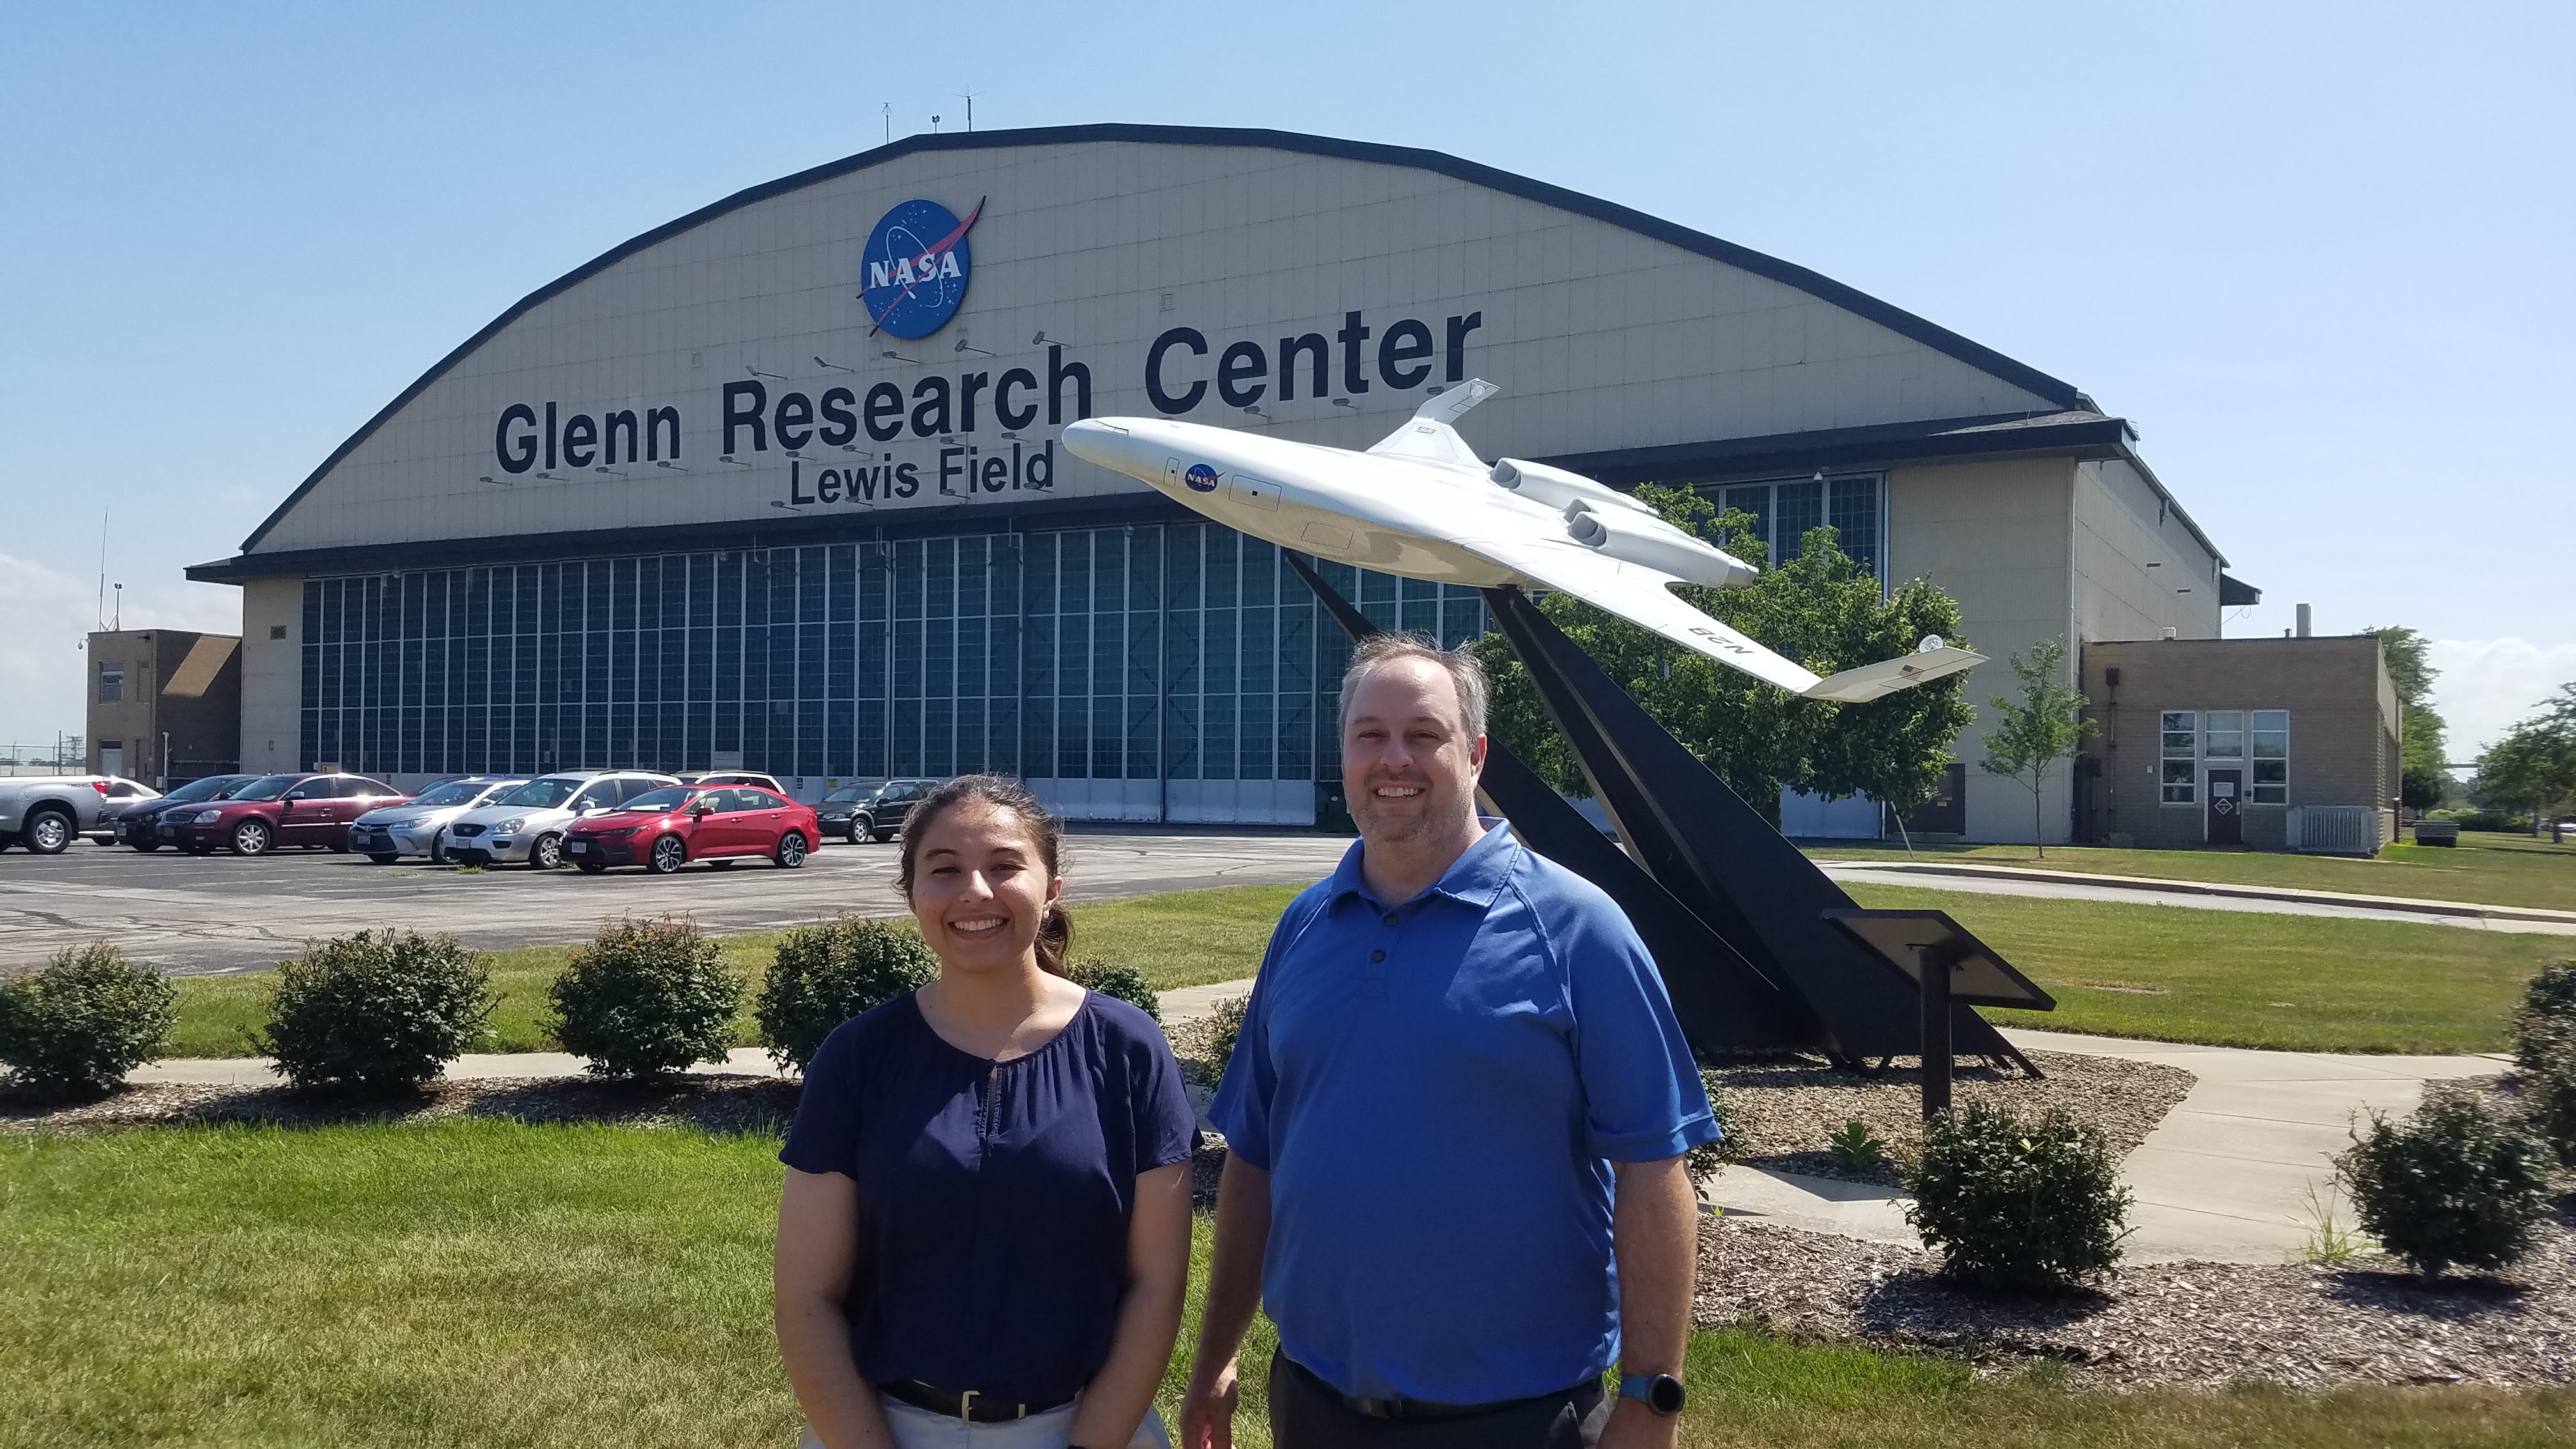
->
<box><xmin>97</xmin><ymin>662</ymin><xmax>123</xmax><ymax>703</ymax></box>
<box><xmin>2160</xmin><ymin>710</ymin><xmax>2197</xmax><ymax>804</ymax></box>
<box><xmin>2251</xmin><ymin>710</ymin><xmax>2288</xmax><ymax>803</ymax></box>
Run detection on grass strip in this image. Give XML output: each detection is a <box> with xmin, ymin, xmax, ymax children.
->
<box><xmin>1846</xmin><ymin>882</ymin><xmax>2558</xmax><ymax>1054</ymax></box>
<box><xmin>161</xmin><ymin>884</ymin><xmax>1311</xmax><ymax>1059</ymax></box>
<box><xmin>4</xmin><ymin>1121</ymin><xmax>2570</xmax><ymax>1448</ymax></box>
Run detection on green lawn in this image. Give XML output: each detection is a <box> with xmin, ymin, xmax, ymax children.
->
<box><xmin>1811</xmin><ymin>831</ymin><xmax>2576</xmax><ymax>913</ymax></box>
<box><xmin>4</xmin><ymin>1121</ymin><xmax>2570</xmax><ymax>1448</ymax></box>
<box><xmin>162</xmin><ymin>885</ymin><xmax>1312</xmax><ymax>1059</ymax></box>
<box><xmin>1848</xmin><ymin>882</ymin><xmax>2561</xmax><ymax>1054</ymax></box>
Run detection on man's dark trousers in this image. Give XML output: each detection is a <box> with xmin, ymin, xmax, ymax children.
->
<box><xmin>1268</xmin><ymin>1349</ymin><xmax>1609</xmax><ymax>1448</ymax></box>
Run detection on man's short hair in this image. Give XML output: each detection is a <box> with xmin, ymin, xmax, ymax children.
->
<box><xmin>1338</xmin><ymin>632</ymin><xmax>1489</xmax><ymax>743</ymax></box>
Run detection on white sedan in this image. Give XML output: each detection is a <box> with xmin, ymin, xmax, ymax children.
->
<box><xmin>441</xmin><ymin>771</ymin><xmax>677</xmax><ymax>870</ymax></box>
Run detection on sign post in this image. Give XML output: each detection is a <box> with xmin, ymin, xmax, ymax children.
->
<box><xmin>1822</xmin><ymin>908</ymin><xmax>2057</xmax><ymax>1119</ymax></box>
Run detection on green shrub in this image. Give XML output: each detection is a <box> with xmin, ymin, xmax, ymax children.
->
<box><xmin>2423</xmin><ymin>808</ymin><xmax>2532</xmax><ymax>832</ymax></box>
<box><xmin>2337</xmin><ymin>1092</ymin><xmax>2554</xmax><ymax>1277</ymax></box>
<box><xmin>0</xmin><ymin>942</ymin><xmax>177</xmax><ymax>1098</ymax></box>
<box><xmin>1904</xmin><ymin>1102</ymin><xmax>2132</xmax><ymax>1293</ymax></box>
<box><xmin>2512</xmin><ymin>961</ymin><xmax>2576</xmax><ymax>1075</ymax></box>
<box><xmin>1070</xmin><ymin>958</ymin><xmax>1161</xmax><ymax>1023</ymax></box>
<box><xmin>1208</xmin><ymin>993</ymin><xmax>1251</xmax><ymax>1070</ymax></box>
<box><xmin>2528</xmin><ymin>1061</ymin><xmax>2576</xmax><ymax>1169</ymax></box>
<box><xmin>1829</xmin><ymin>1118</ymin><xmax>1890</xmax><ymax>1176</ymax></box>
<box><xmin>261</xmin><ymin>930</ymin><xmax>492</xmax><ymax>1092</ymax></box>
<box><xmin>1683</xmin><ymin>1068</ymin><xmax>1744</xmax><ymax>1194</ymax></box>
<box><xmin>548</xmin><ymin>917</ymin><xmax>744</xmax><ymax>1078</ymax></box>
<box><xmin>756</xmin><ymin>914</ymin><xmax>937</xmax><ymax>1071</ymax></box>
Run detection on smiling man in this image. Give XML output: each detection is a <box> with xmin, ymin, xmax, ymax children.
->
<box><xmin>1180</xmin><ymin>634</ymin><xmax>1717</xmax><ymax>1449</ymax></box>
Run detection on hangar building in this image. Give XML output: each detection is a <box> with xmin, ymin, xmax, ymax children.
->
<box><xmin>190</xmin><ymin>124</ymin><xmax>2248</xmax><ymax>841</ymax></box>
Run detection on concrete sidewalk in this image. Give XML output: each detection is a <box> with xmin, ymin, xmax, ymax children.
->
<box><xmin>1818</xmin><ymin>858</ymin><xmax>2576</xmax><ymax>936</ymax></box>
<box><xmin>1705</xmin><ymin>1028</ymin><xmax>2511</xmax><ymax>1264</ymax></box>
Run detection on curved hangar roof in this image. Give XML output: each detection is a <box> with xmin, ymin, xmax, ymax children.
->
<box><xmin>215</xmin><ymin>123</ymin><xmax>2108</xmax><ymax>572</ymax></box>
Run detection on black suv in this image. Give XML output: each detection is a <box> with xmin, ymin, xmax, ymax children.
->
<box><xmin>816</xmin><ymin>778</ymin><xmax>940</xmax><ymax>843</ymax></box>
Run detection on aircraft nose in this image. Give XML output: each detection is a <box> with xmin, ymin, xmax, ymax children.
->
<box><xmin>1061</xmin><ymin>419</ymin><xmax>1140</xmax><ymax>479</ymax></box>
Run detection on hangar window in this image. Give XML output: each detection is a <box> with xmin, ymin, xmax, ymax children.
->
<box><xmin>1708</xmin><ymin>473</ymin><xmax>1883</xmax><ymax>581</ymax></box>
<box><xmin>2159</xmin><ymin>710</ymin><xmax>2197</xmax><ymax>804</ymax></box>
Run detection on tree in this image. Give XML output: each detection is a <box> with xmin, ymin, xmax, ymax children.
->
<box><xmin>2478</xmin><ymin>684</ymin><xmax>2576</xmax><ymax>843</ymax></box>
<box><xmin>2366</xmin><ymin>625</ymin><xmax>2453</xmax><ymax>811</ymax></box>
<box><xmin>1975</xmin><ymin>638</ymin><xmax>2094</xmax><ymax>857</ymax></box>
<box><xmin>1475</xmin><ymin>485</ymin><xmax>1973</xmax><ymax>828</ymax></box>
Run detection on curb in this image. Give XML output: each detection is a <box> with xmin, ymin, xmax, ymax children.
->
<box><xmin>1823</xmin><ymin>860</ymin><xmax>2576</xmax><ymax>926</ymax></box>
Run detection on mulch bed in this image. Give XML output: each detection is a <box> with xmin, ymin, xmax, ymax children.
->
<box><xmin>0</xmin><ymin>1073</ymin><xmax>802</xmax><ymax>1137</ymax></box>
<box><xmin>1698</xmin><ymin>1206</ymin><xmax>2576</xmax><ymax>1390</ymax></box>
<box><xmin>1711</xmin><ymin>1050</ymin><xmax>2196</xmax><ymax>1185</ymax></box>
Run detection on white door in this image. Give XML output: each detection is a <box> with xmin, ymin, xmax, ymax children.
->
<box><xmin>100</xmin><ymin>744</ymin><xmax>123</xmax><ymax>778</ymax></box>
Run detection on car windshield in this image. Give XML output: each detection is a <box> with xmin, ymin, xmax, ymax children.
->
<box><xmin>619</xmin><ymin>786</ymin><xmax>700</xmax><ymax>812</ymax></box>
<box><xmin>498</xmin><ymin>778</ymin><xmax>581</xmax><ymax>808</ymax></box>
<box><xmin>824</xmin><ymin>786</ymin><xmax>873</xmax><ymax>802</ymax></box>
<box><xmin>409</xmin><ymin>779</ymin><xmax>493</xmax><ymax>807</ymax></box>
<box><xmin>159</xmin><ymin>776</ymin><xmax>243</xmax><ymax>804</ymax></box>
<box><xmin>233</xmin><ymin>775</ymin><xmax>304</xmax><ymax>802</ymax></box>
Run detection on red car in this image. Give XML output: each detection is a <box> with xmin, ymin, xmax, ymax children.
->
<box><xmin>157</xmin><ymin>772</ymin><xmax>411</xmax><ymax>856</ymax></box>
<box><xmin>564</xmin><ymin>784</ymin><xmax>819</xmax><ymax>875</ymax></box>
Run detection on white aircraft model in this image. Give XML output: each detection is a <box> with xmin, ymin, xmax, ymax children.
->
<box><xmin>1061</xmin><ymin>381</ymin><xmax>1983</xmax><ymax>703</ymax></box>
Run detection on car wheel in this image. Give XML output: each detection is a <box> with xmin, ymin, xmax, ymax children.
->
<box><xmin>22</xmin><ymin>808</ymin><xmax>73</xmax><ymax>855</ymax></box>
<box><xmin>529</xmin><ymin>834</ymin><xmax>565</xmax><ymax>871</ymax></box>
<box><xmin>845</xmin><ymin>821</ymin><xmax>864</xmax><ymax>845</ymax></box>
<box><xmin>427</xmin><ymin>829</ymin><xmax>447</xmax><ymax>864</ymax></box>
<box><xmin>576</xmin><ymin>861</ymin><xmax>608</xmax><ymax>875</ymax></box>
<box><xmin>231</xmin><ymin>820</ymin><xmax>273</xmax><ymax>856</ymax></box>
<box><xmin>869</xmin><ymin>826</ymin><xmax>893</xmax><ymax>843</ymax></box>
<box><xmin>365</xmin><ymin>853</ymin><xmax>399</xmax><ymax>864</ymax></box>
<box><xmin>774</xmin><ymin>831</ymin><xmax>809</xmax><ymax>869</ymax></box>
<box><xmin>131</xmin><ymin>841</ymin><xmax>161</xmax><ymax>852</ymax></box>
<box><xmin>646</xmin><ymin>835</ymin><xmax>686</xmax><ymax>875</ymax></box>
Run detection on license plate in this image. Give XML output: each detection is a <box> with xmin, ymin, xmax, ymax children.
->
<box><xmin>567</xmin><ymin>841</ymin><xmax>589</xmax><ymax>854</ymax></box>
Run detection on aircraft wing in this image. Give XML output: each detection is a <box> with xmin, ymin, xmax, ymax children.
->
<box><xmin>1469</xmin><ymin>537</ymin><xmax>1827</xmax><ymax>694</ymax></box>
<box><xmin>1471</xmin><ymin>535</ymin><xmax>1986</xmax><ymax>701</ymax></box>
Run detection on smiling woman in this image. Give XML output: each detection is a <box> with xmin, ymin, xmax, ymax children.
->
<box><xmin>772</xmin><ymin>774</ymin><xmax>1199</xmax><ymax>1449</ymax></box>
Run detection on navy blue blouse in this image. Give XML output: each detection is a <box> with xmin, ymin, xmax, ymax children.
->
<box><xmin>780</xmin><ymin>989</ymin><xmax>1198</xmax><ymax>1407</ymax></box>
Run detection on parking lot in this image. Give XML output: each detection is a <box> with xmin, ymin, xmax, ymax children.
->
<box><xmin>0</xmin><ymin>827</ymin><xmax>1356</xmax><ymax>977</ymax></box>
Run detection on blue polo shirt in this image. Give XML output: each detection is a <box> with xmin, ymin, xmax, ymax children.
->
<box><xmin>1206</xmin><ymin>821</ymin><xmax>1716</xmax><ymax>1404</ymax></box>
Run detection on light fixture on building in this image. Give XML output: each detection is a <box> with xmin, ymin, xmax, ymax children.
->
<box><xmin>769</xmin><ymin>500</ymin><xmax>807</xmax><ymax>512</ymax></box>
<box><xmin>880</xmin><ymin>349</ymin><xmax>919</xmax><ymax>364</ymax></box>
<box><xmin>838</xmin><ymin>445</ymin><xmax>874</xmax><ymax>458</ymax></box>
<box><xmin>1031</xmin><ymin>330</ymin><xmax>1079</xmax><ymax>348</ymax></box>
<box><xmin>719</xmin><ymin>455</ymin><xmax>752</xmax><ymax>468</ymax></box>
<box><xmin>535</xmin><ymin>470</ymin><xmax>565</xmax><ymax>482</ymax></box>
<box><xmin>954</xmin><ymin>337</ymin><xmax>996</xmax><ymax>357</ymax></box>
<box><xmin>783</xmin><ymin>450</ymin><xmax>805</xmax><ymax>459</ymax></box>
<box><xmin>1242</xmin><ymin>405</ymin><xmax>1266</xmax><ymax>418</ymax></box>
<box><xmin>998</xmin><ymin>431</ymin><xmax>1021</xmax><ymax>440</ymax></box>
<box><xmin>594</xmin><ymin>466</ymin><xmax>629</xmax><ymax>479</ymax></box>
<box><xmin>479</xmin><ymin>475</ymin><xmax>512</xmax><ymax>487</ymax></box>
<box><xmin>813</xmin><ymin>355</ymin><xmax>854</xmax><ymax>373</ymax></box>
<box><xmin>655</xmin><ymin>460</ymin><xmax>691</xmax><ymax>473</ymax></box>
<box><xmin>1333</xmin><ymin>397</ymin><xmax>1355</xmax><ymax>409</ymax></box>
<box><xmin>747</xmin><ymin>365</ymin><xmax>787</xmax><ymax>381</ymax></box>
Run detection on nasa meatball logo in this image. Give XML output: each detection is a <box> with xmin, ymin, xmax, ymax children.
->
<box><xmin>860</xmin><ymin>196</ymin><xmax>983</xmax><ymax>340</ymax></box>
<box><xmin>1184</xmin><ymin>463</ymin><xmax>1222</xmax><ymax>493</ymax></box>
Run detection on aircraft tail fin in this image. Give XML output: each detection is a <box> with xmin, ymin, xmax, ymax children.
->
<box><xmin>1365</xmin><ymin>378</ymin><xmax>1500</xmax><ymax>468</ymax></box>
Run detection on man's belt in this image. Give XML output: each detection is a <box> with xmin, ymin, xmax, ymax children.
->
<box><xmin>1289</xmin><ymin>1355</ymin><xmax>1592</xmax><ymax>1422</ymax></box>
<box><xmin>882</xmin><ymin>1379</ymin><xmax>1075</xmax><ymax>1424</ymax></box>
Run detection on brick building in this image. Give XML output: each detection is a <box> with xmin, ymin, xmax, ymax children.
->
<box><xmin>2076</xmin><ymin>634</ymin><xmax>2399</xmax><ymax>852</ymax></box>
<box><xmin>84</xmin><ymin>629</ymin><xmax>243</xmax><ymax>785</ymax></box>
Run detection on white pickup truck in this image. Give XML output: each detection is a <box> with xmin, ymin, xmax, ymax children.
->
<box><xmin>0</xmin><ymin>775</ymin><xmax>159</xmax><ymax>854</ymax></box>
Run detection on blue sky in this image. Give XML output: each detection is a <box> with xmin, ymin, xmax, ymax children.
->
<box><xmin>3</xmin><ymin>1</ymin><xmax>2569</xmax><ymax>758</ymax></box>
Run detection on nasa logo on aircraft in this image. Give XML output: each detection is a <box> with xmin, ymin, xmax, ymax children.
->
<box><xmin>1184</xmin><ymin>463</ymin><xmax>1222</xmax><ymax>493</ymax></box>
<box><xmin>860</xmin><ymin>197</ymin><xmax>983</xmax><ymax>339</ymax></box>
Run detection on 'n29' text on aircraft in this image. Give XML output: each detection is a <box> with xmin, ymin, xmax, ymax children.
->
<box><xmin>1062</xmin><ymin>382</ymin><xmax>1983</xmax><ymax>703</ymax></box>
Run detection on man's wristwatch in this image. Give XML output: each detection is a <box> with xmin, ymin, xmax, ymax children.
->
<box><xmin>1618</xmin><ymin>1372</ymin><xmax>1687</xmax><ymax>1415</ymax></box>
